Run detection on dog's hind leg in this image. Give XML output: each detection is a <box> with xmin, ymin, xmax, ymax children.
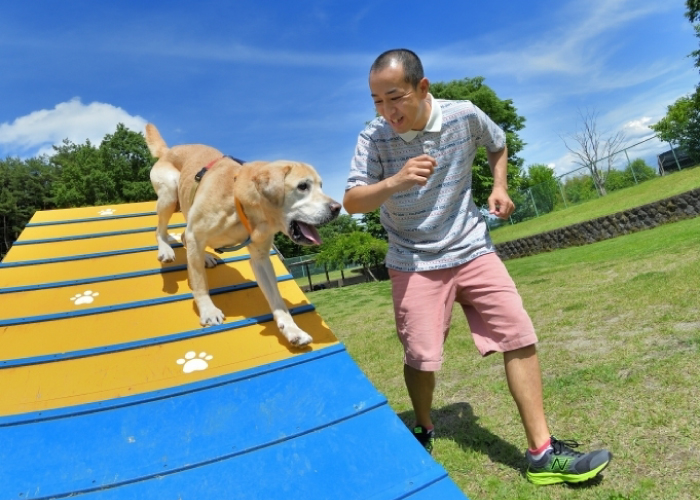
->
<box><xmin>150</xmin><ymin>163</ymin><xmax>180</xmax><ymax>263</ymax></box>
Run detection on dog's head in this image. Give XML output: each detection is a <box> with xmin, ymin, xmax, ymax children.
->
<box><xmin>249</xmin><ymin>160</ymin><xmax>341</xmax><ymax>245</ymax></box>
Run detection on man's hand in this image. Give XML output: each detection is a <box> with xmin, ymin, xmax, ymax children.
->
<box><xmin>388</xmin><ymin>154</ymin><xmax>437</xmax><ymax>191</ymax></box>
<box><xmin>487</xmin><ymin>186</ymin><xmax>515</xmax><ymax>220</ymax></box>
<box><xmin>344</xmin><ymin>154</ymin><xmax>437</xmax><ymax>214</ymax></box>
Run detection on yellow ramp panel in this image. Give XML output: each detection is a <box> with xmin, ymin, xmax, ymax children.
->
<box><xmin>27</xmin><ymin>201</ymin><xmax>159</xmax><ymax>224</ymax></box>
<box><xmin>0</xmin><ymin>248</ymin><xmax>189</xmax><ymax>288</ymax></box>
<box><xmin>0</xmin><ymin>201</ymin><xmax>338</xmax><ymax>419</ymax></box>
<box><xmin>2</xmin><ymin>274</ymin><xmax>313</xmax><ymax>362</ymax></box>
<box><xmin>15</xmin><ymin>213</ymin><xmax>186</xmax><ymax>244</ymax></box>
<box><xmin>0</xmin><ymin>311</ymin><xmax>335</xmax><ymax>417</ymax></box>
<box><xmin>6</xmin><ymin>229</ymin><xmax>170</xmax><ymax>261</ymax></box>
<box><xmin>0</xmin><ymin>249</ymin><xmax>290</xmax><ymax>321</ymax></box>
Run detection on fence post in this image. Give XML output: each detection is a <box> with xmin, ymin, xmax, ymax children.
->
<box><xmin>624</xmin><ymin>150</ymin><xmax>637</xmax><ymax>184</ymax></box>
<box><xmin>558</xmin><ymin>179</ymin><xmax>568</xmax><ymax>209</ymax></box>
<box><xmin>305</xmin><ymin>262</ymin><xmax>312</xmax><ymax>290</ymax></box>
<box><xmin>527</xmin><ymin>188</ymin><xmax>540</xmax><ymax>217</ymax></box>
<box><xmin>324</xmin><ymin>264</ymin><xmax>331</xmax><ymax>288</ymax></box>
<box><xmin>668</xmin><ymin>143</ymin><xmax>683</xmax><ymax>171</ymax></box>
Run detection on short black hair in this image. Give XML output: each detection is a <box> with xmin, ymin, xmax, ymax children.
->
<box><xmin>370</xmin><ymin>49</ymin><xmax>424</xmax><ymax>88</ymax></box>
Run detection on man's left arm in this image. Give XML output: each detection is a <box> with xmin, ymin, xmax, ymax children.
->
<box><xmin>486</xmin><ymin>146</ymin><xmax>515</xmax><ymax>220</ymax></box>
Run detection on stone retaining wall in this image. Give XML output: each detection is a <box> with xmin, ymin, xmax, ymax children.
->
<box><xmin>495</xmin><ymin>188</ymin><xmax>700</xmax><ymax>261</ymax></box>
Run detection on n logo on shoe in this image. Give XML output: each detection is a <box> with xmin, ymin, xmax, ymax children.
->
<box><xmin>551</xmin><ymin>457</ymin><xmax>572</xmax><ymax>471</ymax></box>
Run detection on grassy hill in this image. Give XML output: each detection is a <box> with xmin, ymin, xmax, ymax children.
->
<box><xmin>490</xmin><ymin>166</ymin><xmax>700</xmax><ymax>244</ymax></box>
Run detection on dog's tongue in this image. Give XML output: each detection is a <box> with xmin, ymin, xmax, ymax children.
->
<box><xmin>298</xmin><ymin>222</ymin><xmax>322</xmax><ymax>245</ymax></box>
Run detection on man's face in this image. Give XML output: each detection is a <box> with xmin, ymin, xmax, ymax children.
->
<box><xmin>369</xmin><ymin>63</ymin><xmax>429</xmax><ymax>134</ymax></box>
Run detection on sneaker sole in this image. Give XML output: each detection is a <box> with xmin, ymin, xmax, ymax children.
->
<box><xmin>527</xmin><ymin>459</ymin><xmax>610</xmax><ymax>485</ymax></box>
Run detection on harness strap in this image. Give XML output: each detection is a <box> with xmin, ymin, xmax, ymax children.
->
<box><xmin>189</xmin><ymin>155</ymin><xmax>253</xmax><ymax>253</ymax></box>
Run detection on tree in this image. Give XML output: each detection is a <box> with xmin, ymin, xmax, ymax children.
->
<box><xmin>561</xmin><ymin>108</ymin><xmax>626</xmax><ymax>197</ymax></box>
<box><xmin>315</xmin><ymin>232</ymin><xmax>388</xmax><ymax>281</ymax></box>
<box><xmin>0</xmin><ymin>156</ymin><xmax>56</xmax><ymax>257</ymax></box>
<box><xmin>522</xmin><ymin>164</ymin><xmax>558</xmax><ymax>214</ymax></box>
<box><xmin>561</xmin><ymin>173</ymin><xmax>598</xmax><ymax>204</ymax></box>
<box><xmin>603</xmin><ymin>159</ymin><xmax>656</xmax><ymax>192</ymax></box>
<box><xmin>51</xmin><ymin>124</ymin><xmax>155</xmax><ymax>208</ymax></box>
<box><xmin>99</xmin><ymin>123</ymin><xmax>155</xmax><ymax>202</ymax></box>
<box><xmin>626</xmin><ymin>158</ymin><xmax>657</xmax><ymax>183</ymax></box>
<box><xmin>360</xmin><ymin>208</ymin><xmax>387</xmax><ymax>240</ymax></box>
<box><xmin>429</xmin><ymin>77</ymin><xmax>527</xmax><ymax>205</ymax></box>
<box><xmin>687</xmin><ymin>0</ymin><xmax>700</xmax><ymax>68</ymax></box>
<box><xmin>650</xmin><ymin>1</ymin><xmax>700</xmax><ymax>161</ymax></box>
<box><xmin>651</xmin><ymin>95</ymin><xmax>694</xmax><ymax>146</ymax></box>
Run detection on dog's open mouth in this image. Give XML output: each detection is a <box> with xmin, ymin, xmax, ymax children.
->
<box><xmin>290</xmin><ymin>220</ymin><xmax>322</xmax><ymax>245</ymax></box>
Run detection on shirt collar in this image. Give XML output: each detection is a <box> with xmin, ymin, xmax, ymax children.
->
<box><xmin>398</xmin><ymin>94</ymin><xmax>442</xmax><ymax>143</ymax></box>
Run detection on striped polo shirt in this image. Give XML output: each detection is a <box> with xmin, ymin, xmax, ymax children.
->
<box><xmin>346</xmin><ymin>95</ymin><xmax>506</xmax><ymax>272</ymax></box>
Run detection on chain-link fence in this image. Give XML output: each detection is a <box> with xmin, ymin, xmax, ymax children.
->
<box><xmin>280</xmin><ymin>253</ymin><xmax>369</xmax><ymax>291</ymax></box>
<box><xmin>484</xmin><ymin>135</ymin><xmax>695</xmax><ymax>231</ymax></box>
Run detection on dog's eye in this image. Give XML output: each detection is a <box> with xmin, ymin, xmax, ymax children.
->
<box><xmin>297</xmin><ymin>181</ymin><xmax>309</xmax><ymax>192</ymax></box>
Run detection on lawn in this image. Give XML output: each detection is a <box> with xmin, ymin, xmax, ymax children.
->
<box><xmin>310</xmin><ymin>216</ymin><xmax>700</xmax><ymax>500</ymax></box>
<box><xmin>489</xmin><ymin>166</ymin><xmax>700</xmax><ymax>244</ymax></box>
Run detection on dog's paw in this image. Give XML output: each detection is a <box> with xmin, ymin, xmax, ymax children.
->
<box><xmin>157</xmin><ymin>245</ymin><xmax>176</xmax><ymax>263</ymax></box>
<box><xmin>199</xmin><ymin>306</ymin><xmax>225</xmax><ymax>326</ymax></box>
<box><xmin>285</xmin><ymin>328</ymin><xmax>313</xmax><ymax>347</ymax></box>
<box><xmin>204</xmin><ymin>254</ymin><xmax>219</xmax><ymax>268</ymax></box>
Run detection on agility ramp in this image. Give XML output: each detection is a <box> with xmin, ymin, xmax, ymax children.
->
<box><xmin>0</xmin><ymin>201</ymin><xmax>468</xmax><ymax>499</ymax></box>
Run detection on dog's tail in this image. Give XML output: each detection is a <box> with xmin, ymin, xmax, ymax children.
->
<box><xmin>145</xmin><ymin>123</ymin><xmax>168</xmax><ymax>158</ymax></box>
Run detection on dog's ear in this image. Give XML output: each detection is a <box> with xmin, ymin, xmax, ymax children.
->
<box><xmin>253</xmin><ymin>164</ymin><xmax>292</xmax><ymax>206</ymax></box>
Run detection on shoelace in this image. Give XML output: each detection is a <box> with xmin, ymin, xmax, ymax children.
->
<box><xmin>551</xmin><ymin>437</ymin><xmax>584</xmax><ymax>457</ymax></box>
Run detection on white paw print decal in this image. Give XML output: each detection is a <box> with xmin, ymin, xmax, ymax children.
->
<box><xmin>99</xmin><ymin>208</ymin><xmax>116</xmax><ymax>216</ymax></box>
<box><xmin>177</xmin><ymin>351</ymin><xmax>213</xmax><ymax>373</ymax></box>
<box><xmin>70</xmin><ymin>290</ymin><xmax>99</xmax><ymax>305</ymax></box>
<box><xmin>168</xmin><ymin>232</ymin><xmax>182</xmax><ymax>242</ymax></box>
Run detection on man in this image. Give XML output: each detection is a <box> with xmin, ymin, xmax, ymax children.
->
<box><xmin>344</xmin><ymin>48</ymin><xmax>611</xmax><ymax>485</ymax></box>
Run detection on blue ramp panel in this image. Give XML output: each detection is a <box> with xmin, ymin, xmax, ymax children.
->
<box><xmin>0</xmin><ymin>202</ymin><xmax>469</xmax><ymax>500</ymax></box>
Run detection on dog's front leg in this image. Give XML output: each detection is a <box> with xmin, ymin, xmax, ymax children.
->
<box><xmin>249</xmin><ymin>245</ymin><xmax>312</xmax><ymax>347</ymax></box>
<box><xmin>185</xmin><ymin>228</ymin><xmax>225</xmax><ymax>326</ymax></box>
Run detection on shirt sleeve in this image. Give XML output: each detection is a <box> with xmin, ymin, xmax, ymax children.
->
<box><xmin>346</xmin><ymin>129</ymin><xmax>384</xmax><ymax>191</ymax></box>
<box><xmin>469</xmin><ymin>103</ymin><xmax>507</xmax><ymax>153</ymax></box>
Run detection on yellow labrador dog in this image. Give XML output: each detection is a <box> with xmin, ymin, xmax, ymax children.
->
<box><xmin>145</xmin><ymin>124</ymin><xmax>341</xmax><ymax>346</ymax></box>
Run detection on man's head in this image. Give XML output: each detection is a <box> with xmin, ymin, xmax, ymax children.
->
<box><xmin>369</xmin><ymin>49</ymin><xmax>431</xmax><ymax>134</ymax></box>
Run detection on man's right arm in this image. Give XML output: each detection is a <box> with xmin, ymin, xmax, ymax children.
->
<box><xmin>343</xmin><ymin>154</ymin><xmax>437</xmax><ymax>214</ymax></box>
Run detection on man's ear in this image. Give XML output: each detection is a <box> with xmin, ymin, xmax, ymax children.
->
<box><xmin>418</xmin><ymin>77</ymin><xmax>430</xmax><ymax>98</ymax></box>
<box><xmin>253</xmin><ymin>164</ymin><xmax>292</xmax><ymax>206</ymax></box>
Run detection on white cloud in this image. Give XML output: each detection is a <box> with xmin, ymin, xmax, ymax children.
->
<box><xmin>622</xmin><ymin>117</ymin><xmax>655</xmax><ymax>139</ymax></box>
<box><xmin>0</xmin><ymin>98</ymin><xmax>147</xmax><ymax>157</ymax></box>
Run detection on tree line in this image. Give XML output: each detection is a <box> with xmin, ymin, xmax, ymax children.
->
<box><xmin>651</xmin><ymin>1</ymin><xmax>700</xmax><ymax>160</ymax></box>
<box><xmin>1</xmin><ymin>124</ymin><xmax>154</xmax><ymax>257</ymax></box>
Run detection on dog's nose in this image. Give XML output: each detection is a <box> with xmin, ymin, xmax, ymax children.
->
<box><xmin>329</xmin><ymin>201</ymin><xmax>341</xmax><ymax>216</ymax></box>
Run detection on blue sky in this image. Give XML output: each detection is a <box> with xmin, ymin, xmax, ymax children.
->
<box><xmin>0</xmin><ymin>0</ymin><xmax>697</xmax><ymax>207</ymax></box>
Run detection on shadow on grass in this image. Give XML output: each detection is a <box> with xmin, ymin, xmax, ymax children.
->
<box><xmin>399</xmin><ymin>402</ymin><xmax>527</xmax><ymax>477</ymax></box>
<box><xmin>398</xmin><ymin>402</ymin><xmax>609</xmax><ymax>488</ymax></box>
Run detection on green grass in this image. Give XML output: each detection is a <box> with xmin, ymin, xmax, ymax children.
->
<box><xmin>311</xmin><ymin>216</ymin><xmax>700</xmax><ymax>500</ymax></box>
<box><xmin>489</xmin><ymin>166</ymin><xmax>700</xmax><ymax>244</ymax></box>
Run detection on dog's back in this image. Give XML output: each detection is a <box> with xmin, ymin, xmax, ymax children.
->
<box><xmin>146</xmin><ymin>124</ymin><xmax>223</xmax><ymax>175</ymax></box>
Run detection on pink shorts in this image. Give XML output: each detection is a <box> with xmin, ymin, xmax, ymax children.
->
<box><xmin>389</xmin><ymin>252</ymin><xmax>537</xmax><ymax>371</ymax></box>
